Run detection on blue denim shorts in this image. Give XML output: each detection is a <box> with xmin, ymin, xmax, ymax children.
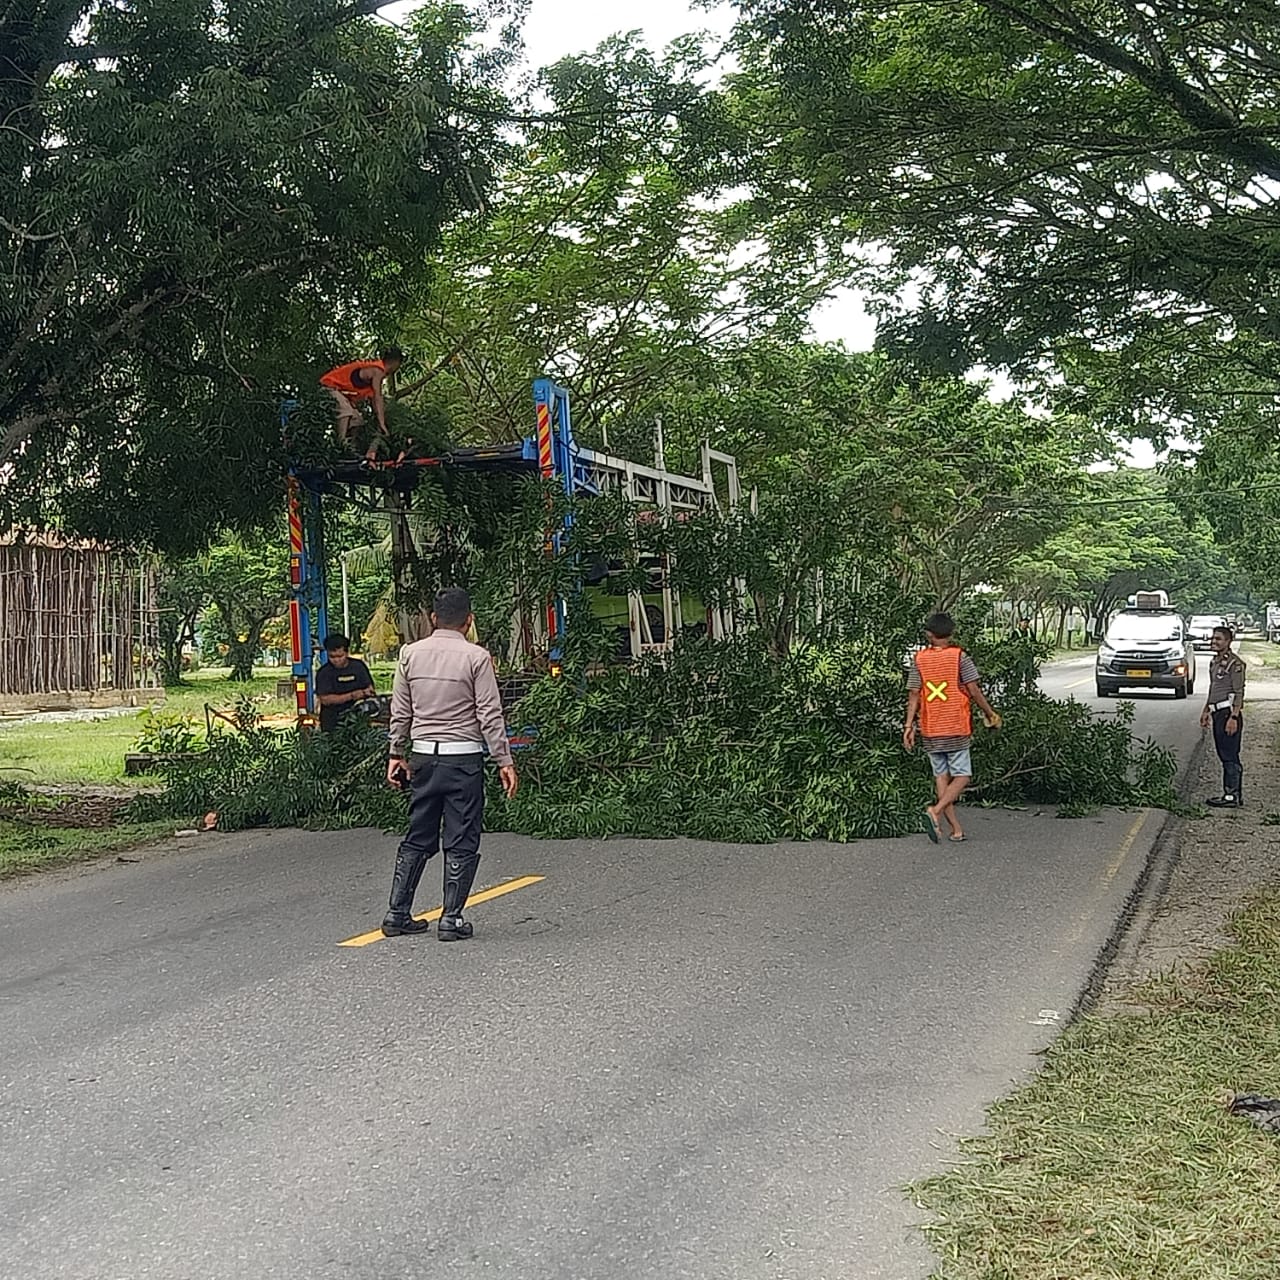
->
<box><xmin>929</xmin><ymin>748</ymin><xmax>973</xmax><ymax>778</ymax></box>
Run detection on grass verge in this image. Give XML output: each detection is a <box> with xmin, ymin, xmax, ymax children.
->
<box><xmin>0</xmin><ymin>818</ymin><xmax>177</xmax><ymax>878</ymax></box>
<box><xmin>1238</xmin><ymin>639</ymin><xmax>1280</xmax><ymax>672</ymax></box>
<box><xmin>0</xmin><ymin>664</ymin><xmax>391</xmax><ymax>787</ymax></box>
<box><xmin>914</xmin><ymin>890</ymin><xmax>1280</xmax><ymax>1278</ymax></box>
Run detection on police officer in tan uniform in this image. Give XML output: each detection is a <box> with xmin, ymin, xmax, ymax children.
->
<box><xmin>382</xmin><ymin>587</ymin><xmax>518</xmax><ymax>940</ymax></box>
<box><xmin>1201</xmin><ymin>625</ymin><xmax>1246</xmax><ymax>808</ymax></box>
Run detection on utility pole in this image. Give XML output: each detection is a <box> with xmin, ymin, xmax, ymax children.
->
<box><xmin>341</xmin><ymin>552</ymin><xmax>351</xmax><ymax>639</ymax></box>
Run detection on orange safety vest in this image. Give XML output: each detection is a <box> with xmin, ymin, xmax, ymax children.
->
<box><xmin>319</xmin><ymin>360</ymin><xmax>386</xmax><ymax>401</ymax></box>
<box><xmin>914</xmin><ymin>645</ymin><xmax>972</xmax><ymax>738</ymax></box>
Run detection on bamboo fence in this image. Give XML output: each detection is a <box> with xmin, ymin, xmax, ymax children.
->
<box><xmin>0</xmin><ymin>534</ymin><xmax>160</xmax><ymax>698</ymax></box>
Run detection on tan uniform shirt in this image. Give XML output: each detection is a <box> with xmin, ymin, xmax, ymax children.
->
<box><xmin>1207</xmin><ymin>651</ymin><xmax>1246</xmax><ymax>714</ymax></box>
<box><xmin>389</xmin><ymin>630</ymin><xmax>513</xmax><ymax>766</ymax></box>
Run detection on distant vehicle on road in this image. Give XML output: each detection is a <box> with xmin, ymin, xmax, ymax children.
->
<box><xmin>1267</xmin><ymin>602</ymin><xmax>1280</xmax><ymax>644</ymax></box>
<box><xmin>1188</xmin><ymin>614</ymin><xmax>1228</xmax><ymax>651</ymax></box>
<box><xmin>1096</xmin><ymin>605</ymin><xmax>1196</xmax><ymax>700</ymax></box>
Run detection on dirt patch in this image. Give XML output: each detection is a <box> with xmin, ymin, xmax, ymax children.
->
<box><xmin>1102</xmin><ymin>672</ymin><xmax>1280</xmax><ymax>1009</ymax></box>
<box><xmin>0</xmin><ymin>791</ymin><xmax>133</xmax><ymax>829</ymax></box>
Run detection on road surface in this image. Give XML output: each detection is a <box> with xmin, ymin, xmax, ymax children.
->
<box><xmin>0</xmin><ymin>658</ymin><xmax>1206</xmax><ymax>1280</ymax></box>
<box><xmin>1038</xmin><ymin>649</ymin><xmax>1205</xmax><ymax>774</ymax></box>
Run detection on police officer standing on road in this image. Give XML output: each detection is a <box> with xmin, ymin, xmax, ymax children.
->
<box><xmin>1201</xmin><ymin>624</ymin><xmax>1246</xmax><ymax>808</ymax></box>
<box><xmin>382</xmin><ymin>587</ymin><xmax>518</xmax><ymax>941</ymax></box>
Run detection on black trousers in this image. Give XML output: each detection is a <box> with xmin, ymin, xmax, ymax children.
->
<box><xmin>384</xmin><ymin>752</ymin><xmax>485</xmax><ymax>924</ymax></box>
<box><xmin>1212</xmin><ymin>708</ymin><xmax>1243</xmax><ymax>794</ymax></box>
<box><xmin>400</xmin><ymin>751</ymin><xmax>485</xmax><ymax>862</ymax></box>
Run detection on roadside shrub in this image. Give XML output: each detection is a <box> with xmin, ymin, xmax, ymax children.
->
<box><xmin>134</xmin><ymin>710</ymin><xmax>203</xmax><ymax>755</ymax></box>
<box><xmin>132</xmin><ymin>717</ymin><xmax>408</xmax><ymax>832</ymax></box>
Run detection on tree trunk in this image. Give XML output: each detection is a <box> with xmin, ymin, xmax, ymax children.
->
<box><xmin>225</xmin><ymin>620</ymin><xmax>266</xmax><ymax>681</ymax></box>
<box><xmin>225</xmin><ymin>640</ymin><xmax>256</xmax><ymax>681</ymax></box>
<box><xmin>158</xmin><ymin>610</ymin><xmax>198</xmax><ymax>686</ymax></box>
<box><xmin>388</xmin><ymin>489</ymin><xmax>431</xmax><ymax>644</ymax></box>
<box><xmin>160</xmin><ymin>639</ymin><xmax>186</xmax><ymax>687</ymax></box>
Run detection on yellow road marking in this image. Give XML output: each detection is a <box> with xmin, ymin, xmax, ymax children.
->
<box><xmin>1105</xmin><ymin>810</ymin><xmax>1149</xmax><ymax>882</ymax></box>
<box><xmin>1061</xmin><ymin>810</ymin><xmax>1149</xmax><ymax>951</ymax></box>
<box><xmin>337</xmin><ymin>875</ymin><xmax>546</xmax><ymax>948</ymax></box>
<box><xmin>1065</xmin><ymin>677</ymin><xmax>1092</xmax><ymax>689</ymax></box>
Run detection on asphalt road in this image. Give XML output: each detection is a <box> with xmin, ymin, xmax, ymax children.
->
<box><xmin>0</xmin><ymin>659</ymin><xmax>1205</xmax><ymax>1280</ymax></box>
<box><xmin>1037</xmin><ymin>649</ymin><xmax>1206</xmax><ymax>773</ymax></box>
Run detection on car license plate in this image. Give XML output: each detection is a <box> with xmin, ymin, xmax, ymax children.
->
<box><xmin>1126</xmin><ymin>668</ymin><xmax>1151</xmax><ymax>677</ymax></box>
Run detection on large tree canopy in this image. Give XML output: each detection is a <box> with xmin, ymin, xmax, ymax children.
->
<box><xmin>723</xmin><ymin>0</ymin><xmax>1280</xmax><ymax>410</ymax></box>
<box><xmin>1</xmin><ymin>0</ymin><xmax>515</xmax><ymax>549</ymax></box>
<box><xmin>394</xmin><ymin>34</ymin><xmax>829</xmax><ymax>448</ymax></box>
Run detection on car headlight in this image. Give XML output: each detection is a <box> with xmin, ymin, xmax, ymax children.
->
<box><xmin>1097</xmin><ymin>645</ymin><xmax>1115</xmax><ymax>660</ymax></box>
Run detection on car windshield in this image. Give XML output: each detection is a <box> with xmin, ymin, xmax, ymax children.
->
<box><xmin>1190</xmin><ymin>615</ymin><xmax>1223</xmax><ymax>629</ymax></box>
<box><xmin>1106</xmin><ymin>614</ymin><xmax>1182</xmax><ymax>644</ymax></box>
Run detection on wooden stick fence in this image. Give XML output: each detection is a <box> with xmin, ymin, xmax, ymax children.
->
<box><xmin>0</xmin><ymin>535</ymin><xmax>160</xmax><ymax>698</ymax></box>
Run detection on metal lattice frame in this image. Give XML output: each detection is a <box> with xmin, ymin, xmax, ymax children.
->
<box><xmin>284</xmin><ymin>379</ymin><xmax>744</xmax><ymax>711</ymax></box>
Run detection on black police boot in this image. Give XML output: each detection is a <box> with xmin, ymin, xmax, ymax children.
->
<box><xmin>437</xmin><ymin>851</ymin><xmax>480</xmax><ymax>942</ymax></box>
<box><xmin>381</xmin><ymin>845</ymin><xmax>433</xmax><ymax>935</ymax></box>
<box><xmin>1207</xmin><ymin>763</ymin><xmax>1243</xmax><ymax>809</ymax></box>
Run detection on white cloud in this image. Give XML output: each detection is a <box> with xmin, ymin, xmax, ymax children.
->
<box><xmin>519</xmin><ymin>0</ymin><xmax>733</xmax><ymax>68</ymax></box>
<box><xmin>807</xmin><ymin>287</ymin><xmax>877</xmax><ymax>350</ymax></box>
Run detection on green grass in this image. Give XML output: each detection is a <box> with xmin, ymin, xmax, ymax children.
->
<box><xmin>0</xmin><ymin>718</ymin><xmax>148</xmax><ymax>786</ymax></box>
<box><xmin>0</xmin><ymin>668</ymin><xmax>300</xmax><ymax>786</ymax></box>
<box><xmin>0</xmin><ymin>817</ymin><xmax>177</xmax><ymax>878</ymax></box>
<box><xmin>1239</xmin><ymin>639</ymin><xmax>1280</xmax><ymax>671</ymax></box>
<box><xmin>914</xmin><ymin>890</ymin><xmax>1280</xmax><ymax>1278</ymax></box>
<box><xmin>0</xmin><ymin>662</ymin><xmax>401</xmax><ymax>788</ymax></box>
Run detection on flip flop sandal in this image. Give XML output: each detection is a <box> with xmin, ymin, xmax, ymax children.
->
<box><xmin>949</xmin><ymin>834</ymin><xmax>967</xmax><ymax>843</ymax></box>
<box><xmin>923</xmin><ymin>811</ymin><xmax>941</xmax><ymax>844</ymax></box>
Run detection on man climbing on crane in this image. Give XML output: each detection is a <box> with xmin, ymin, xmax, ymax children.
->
<box><xmin>319</xmin><ymin>347</ymin><xmax>404</xmax><ymax>462</ymax></box>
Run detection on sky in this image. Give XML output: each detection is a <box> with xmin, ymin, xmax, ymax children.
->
<box><xmin>521</xmin><ymin>0</ymin><xmax>733</xmax><ymax>71</ymax></box>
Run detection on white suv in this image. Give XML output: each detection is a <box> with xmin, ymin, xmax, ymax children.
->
<box><xmin>1188</xmin><ymin>614</ymin><xmax>1226</xmax><ymax>652</ymax></box>
<box><xmin>1096</xmin><ymin>609</ymin><xmax>1197</xmax><ymax>700</ymax></box>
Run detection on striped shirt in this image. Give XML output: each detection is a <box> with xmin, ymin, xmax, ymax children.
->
<box><xmin>908</xmin><ymin>649</ymin><xmax>981</xmax><ymax>752</ymax></box>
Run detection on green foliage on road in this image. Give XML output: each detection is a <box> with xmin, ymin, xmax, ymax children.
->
<box><xmin>132</xmin><ymin>711</ymin><xmax>407</xmax><ymax>834</ymax></box>
<box><xmin>490</xmin><ymin>637</ymin><xmax>1174</xmax><ymax>842</ymax></box>
<box><xmin>134</xmin><ymin>629</ymin><xmax>1175</xmax><ymax>843</ymax></box>
<box><xmin>915</xmin><ymin>889</ymin><xmax>1280</xmax><ymax>1278</ymax></box>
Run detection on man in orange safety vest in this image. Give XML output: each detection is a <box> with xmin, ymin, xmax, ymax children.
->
<box><xmin>319</xmin><ymin>347</ymin><xmax>404</xmax><ymax>461</ymax></box>
<box><xmin>903</xmin><ymin>612</ymin><xmax>1002</xmax><ymax>844</ymax></box>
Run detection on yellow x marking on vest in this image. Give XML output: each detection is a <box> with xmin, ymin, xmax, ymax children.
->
<box><xmin>925</xmin><ymin>680</ymin><xmax>949</xmax><ymax>702</ymax></box>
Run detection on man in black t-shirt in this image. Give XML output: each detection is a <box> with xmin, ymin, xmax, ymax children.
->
<box><xmin>315</xmin><ymin>633</ymin><xmax>376</xmax><ymax>732</ymax></box>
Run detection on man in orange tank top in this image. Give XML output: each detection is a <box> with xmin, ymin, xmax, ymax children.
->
<box><xmin>318</xmin><ymin>347</ymin><xmax>404</xmax><ymax>461</ymax></box>
<box><xmin>903</xmin><ymin>612</ymin><xmax>1001</xmax><ymax>843</ymax></box>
